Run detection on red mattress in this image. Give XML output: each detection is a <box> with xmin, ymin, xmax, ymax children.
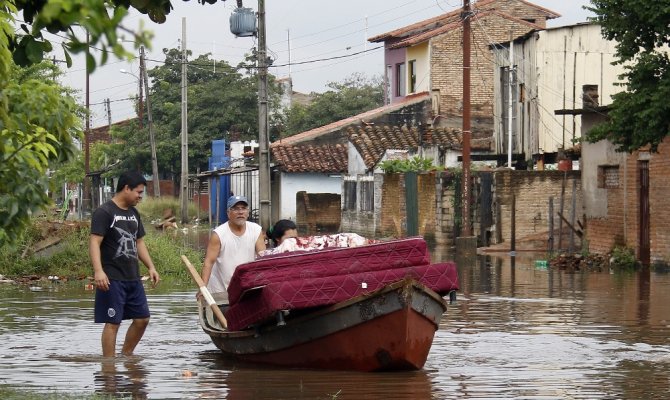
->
<box><xmin>225</xmin><ymin>262</ymin><xmax>459</xmax><ymax>331</ymax></box>
<box><xmin>227</xmin><ymin>237</ymin><xmax>430</xmax><ymax>304</ymax></box>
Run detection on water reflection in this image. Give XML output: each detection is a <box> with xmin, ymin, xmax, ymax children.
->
<box><xmin>0</xmin><ymin>248</ymin><xmax>669</xmax><ymax>398</ymax></box>
<box><xmin>195</xmin><ymin>353</ymin><xmax>435</xmax><ymax>399</ymax></box>
<box><xmin>95</xmin><ymin>356</ymin><xmax>149</xmax><ymax>399</ymax></box>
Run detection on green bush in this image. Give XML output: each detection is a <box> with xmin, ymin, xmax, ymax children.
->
<box><xmin>379</xmin><ymin>156</ymin><xmax>444</xmax><ymax>173</ymax></box>
<box><xmin>609</xmin><ymin>246</ymin><xmax>638</xmax><ymax>270</ymax></box>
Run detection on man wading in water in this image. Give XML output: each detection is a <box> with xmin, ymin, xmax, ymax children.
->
<box><xmin>89</xmin><ymin>171</ymin><xmax>160</xmax><ymax>357</ymax></box>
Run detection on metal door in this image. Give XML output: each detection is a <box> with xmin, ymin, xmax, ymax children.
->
<box><xmin>638</xmin><ymin>161</ymin><xmax>650</xmax><ymax>266</ymax></box>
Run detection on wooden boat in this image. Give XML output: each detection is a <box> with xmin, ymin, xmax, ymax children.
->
<box><xmin>198</xmin><ymin>278</ymin><xmax>451</xmax><ymax>372</ymax></box>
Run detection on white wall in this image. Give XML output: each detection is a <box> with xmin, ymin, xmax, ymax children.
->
<box><xmin>347</xmin><ymin>142</ymin><xmax>368</xmax><ymax>175</ymax></box>
<box><xmin>535</xmin><ymin>23</ymin><xmax>624</xmax><ymax>154</ymax></box>
<box><xmin>278</xmin><ymin>172</ymin><xmax>343</xmax><ymax>220</ymax></box>
<box><xmin>493</xmin><ymin>23</ymin><xmax>625</xmax><ymax>158</ymax></box>
<box><xmin>230</xmin><ymin>140</ymin><xmax>259</xmax><ymax>167</ymax></box>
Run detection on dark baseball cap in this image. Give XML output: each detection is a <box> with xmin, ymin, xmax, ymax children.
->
<box><xmin>227</xmin><ymin>195</ymin><xmax>248</xmax><ymax>209</ymax></box>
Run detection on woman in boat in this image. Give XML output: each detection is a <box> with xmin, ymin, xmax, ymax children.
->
<box><xmin>268</xmin><ymin>219</ymin><xmax>298</xmax><ymax>247</ymax></box>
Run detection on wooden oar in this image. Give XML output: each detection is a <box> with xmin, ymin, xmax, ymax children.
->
<box><xmin>180</xmin><ymin>255</ymin><xmax>228</xmax><ymax>329</ymax></box>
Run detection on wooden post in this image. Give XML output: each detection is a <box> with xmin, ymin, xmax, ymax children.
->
<box><xmin>548</xmin><ymin>197</ymin><xmax>554</xmax><ymax>253</ymax></box>
<box><xmin>558</xmin><ymin>171</ymin><xmax>566</xmax><ymax>251</ymax></box>
<box><xmin>569</xmin><ymin>178</ymin><xmax>577</xmax><ymax>254</ymax></box>
<box><xmin>510</xmin><ymin>193</ymin><xmax>516</xmax><ymax>252</ymax></box>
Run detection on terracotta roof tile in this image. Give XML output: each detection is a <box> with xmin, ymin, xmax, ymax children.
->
<box><xmin>388</xmin><ymin>10</ymin><xmax>545</xmax><ymax>49</ymax></box>
<box><xmin>271</xmin><ymin>92</ymin><xmax>430</xmax><ymax>147</ymax></box>
<box><xmin>368</xmin><ymin>0</ymin><xmax>559</xmax><ymax>43</ymax></box>
<box><xmin>272</xmin><ymin>144</ymin><xmax>348</xmax><ymax>173</ymax></box>
<box><xmin>347</xmin><ymin>125</ymin><xmax>465</xmax><ymax>169</ymax></box>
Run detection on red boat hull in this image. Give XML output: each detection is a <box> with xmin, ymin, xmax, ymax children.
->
<box><xmin>240</xmin><ymin>307</ymin><xmax>436</xmax><ymax>371</ymax></box>
<box><xmin>200</xmin><ymin>279</ymin><xmax>450</xmax><ymax>372</ymax></box>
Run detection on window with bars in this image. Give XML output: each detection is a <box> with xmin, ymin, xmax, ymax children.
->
<box><xmin>408</xmin><ymin>60</ymin><xmax>417</xmax><ymax>93</ymax></box>
<box><xmin>598</xmin><ymin>165</ymin><xmax>619</xmax><ymax>188</ymax></box>
<box><xmin>343</xmin><ymin>180</ymin><xmax>357</xmax><ymax>210</ymax></box>
<box><xmin>396</xmin><ymin>62</ymin><xmax>406</xmax><ymax>97</ymax></box>
<box><xmin>360</xmin><ymin>179</ymin><xmax>374</xmax><ymax>211</ymax></box>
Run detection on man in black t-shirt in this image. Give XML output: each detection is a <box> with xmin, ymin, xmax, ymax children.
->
<box><xmin>89</xmin><ymin>171</ymin><xmax>160</xmax><ymax>357</ymax></box>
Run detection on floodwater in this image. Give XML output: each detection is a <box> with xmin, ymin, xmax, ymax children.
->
<box><xmin>1</xmin><ymin>249</ymin><xmax>669</xmax><ymax>399</ymax></box>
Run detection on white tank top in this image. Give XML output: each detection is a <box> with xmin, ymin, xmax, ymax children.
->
<box><xmin>207</xmin><ymin>221</ymin><xmax>262</xmax><ymax>303</ymax></box>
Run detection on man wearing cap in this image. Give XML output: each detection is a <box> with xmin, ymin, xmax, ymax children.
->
<box><xmin>201</xmin><ymin>195</ymin><xmax>266</xmax><ymax>307</ymax></box>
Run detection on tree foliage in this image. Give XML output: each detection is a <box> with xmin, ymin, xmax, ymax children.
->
<box><xmin>585</xmin><ymin>1</ymin><xmax>670</xmax><ymax>152</ymax></box>
<box><xmin>283</xmin><ymin>73</ymin><xmax>384</xmax><ymax>136</ymax></box>
<box><xmin>103</xmin><ymin>49</ymin><xmax>283</xmax><ymax>180</ymax></box>
<box><xmin>0</xmin><ymin>0</ymin><xmax>219</xmax><ymax>247</ymax></box>
<box><xmin>0</xmin><ymin>61</ymin><xmax>82</xmax><ymax>247</ymax></box>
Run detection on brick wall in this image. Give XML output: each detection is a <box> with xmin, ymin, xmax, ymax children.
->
<box><xmin>295</xmin><ymin>191</ymin><xmax>341</xmax><ymax>235</ymax></box>
<box><xmin>494</xmin><ymin>170</ymin><xmax>582</xmax><ymax>246</ymax></box>
<box><xmin>379</xmin><ymin>174</ymin><xmax>404</xmax><ymax>237</ymax></box>
<box><xmin>430</xmin><ymin>8</ymin><xmax>546</xmax><ymax>127</ymax></box>
<box><xmin>146</xmin><ymin>180</ymin><xmax>175</xmax><ymax>197</ymax></box>
<box><xmin>588</xmin><ymin>140</ymin><xmax>670</xmax><ymax>263</ymax></box>
<box><xmin>378</xmin><ymin>172</ymin><xmax>438</xmax><ymax>239</ymax></box>
<box><xmin>436</xmin><ymin>173</ymin><xmax>459</xmax><ymax>244</ymax></box>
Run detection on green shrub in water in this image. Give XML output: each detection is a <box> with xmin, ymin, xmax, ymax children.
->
<box><xmin>609</xmin><ymin>246</ymin><xmax>638</xmax><ymax>270</ymax></box>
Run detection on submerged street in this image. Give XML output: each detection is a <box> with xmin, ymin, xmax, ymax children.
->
<box><xmin>1</xmin><ymin>250</ymin><xmax>669</xmax><ymax>399</ymax></box>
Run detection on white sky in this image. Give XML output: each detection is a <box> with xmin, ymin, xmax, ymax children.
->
<box><xmin>57</xmin><ymin>0</ymin><xmax>594</xmax><ymax>128</ymax></box>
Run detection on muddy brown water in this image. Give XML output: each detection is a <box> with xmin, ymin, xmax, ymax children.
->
<box><xmin>1</xmin><ymin>249</ymin><xmax>669</xmax><ymax>399</ymax></box>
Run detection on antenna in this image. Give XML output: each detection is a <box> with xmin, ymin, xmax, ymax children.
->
<box><xmin>364</xmin><ymin>15</ymin><xmax>368</xmax><ymax>51</ymax></box>
<box><xmin>287</xmin><ymin>28</ymin><xmax>291</xmax><ymax>78</ymax></box>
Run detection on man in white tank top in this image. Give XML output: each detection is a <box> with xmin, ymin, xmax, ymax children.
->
<box><xmin>201</xmin><ymin>195</ymin><xmax>266</xmax><ymax>304</ymax></box>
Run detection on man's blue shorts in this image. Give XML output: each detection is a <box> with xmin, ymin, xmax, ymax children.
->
<box><xmin>94</xmin><ymin>280</ymin><xmax>150</xmax><ymax>324</ymax></box>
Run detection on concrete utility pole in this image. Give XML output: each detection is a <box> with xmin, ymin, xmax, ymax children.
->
<box><xmin>507</xmin><ymin>35</ymin><xmax>514</xmax><ymax>169</ymax></box>
<box><xmin>461</xmin><ymin>0</ymin><xmax>472</xmax><ymax>237</ymax></box>
<box><xmin>84</xmin><ymin>30</ymin><xmax>91</xmax><ymax>216</ymax></box>
<box><xmin>180</xmin><ymin>17</ymin><xmax>189</xmax><ymax>223</ymax></box>
<box><xmin>140</xmin><ymin>46</ymin><xmax>160</xmax><ymax>197</ymax></box>
<box><xmin>258</xmin><ymin>0</ymin><xmax>272</xmax><ymax>231</ymax></box>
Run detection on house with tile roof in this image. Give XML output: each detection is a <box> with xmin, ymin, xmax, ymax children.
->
<box><xmin>492</xmin><ymin>22</ymin><xmax>625</xmax><ymax>165</ymax></box>
<box><xmin>270</xmin><ymin>84</ymin><xmax>497</xmax><ymax>232</ymax></box>
<box><xmin>368</xmin><ymin>0</ymin><xmax>560</xmax><ymax>166</ymax></box>
<box><xmin>269</xmin><ymin>93</ymin><xmax>433</xmax><ymax>224</ymax></box>
<box><xmin>271</xmin><ymin>143</ymin><xmax>348</xmax><ymax>226</ymax></box>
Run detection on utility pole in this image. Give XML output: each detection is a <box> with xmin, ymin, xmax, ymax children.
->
<box><xmin>461</xmin><ymin>0</ymin><xmax>472</xmax><ymax>237</ymax></box>
<box><xmin>287</xmin><ymin>28</ymin><xmax>291</xmax><ymax>78</ymax></box>
<box><xmin>141</xmin><ymin>46</ymin><xmax>160</xmax><ymax>197</ymax></box>
<box><xmin>138</xmin><ymin>51</ymin><xmax>144</xmax><ymax>129</ymax></box>
<box><xmin>180</xmin><ymin>17</ymin><xmax>189</xmax><ymax>223</ymax></box>
<box><xmin>106</xmin><ymin>98</ymin><xmax>111</xmax><ymax>129</ymax></box>
<box><xmin>258</xmin><ymin>0</ymin><xmax>272</xmax><ymax>231</ymax></box>
<box><xmin>84</xmin><ymin>30</ymin><xmax>91</xmax><ymax>217</ymax></box>
<box><xmin>507</xmin><ymin>33</ymin><xmax>514</xmax><ymax>169</ymax></box>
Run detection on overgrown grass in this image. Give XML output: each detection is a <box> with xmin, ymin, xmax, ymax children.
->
<box><xmin>136</xmin><ymin>196</ymin><xmax>205</xmax><ymax>223</ymax></box>
<box><xmin>0</xmin><ymin>218</ymin><xmax>204</xmax><ymax>284</ymax></box>
<box><xmin>0</xmin><ymin>386</ymin><xmax>114</xmax><ymax>400</ymax></box>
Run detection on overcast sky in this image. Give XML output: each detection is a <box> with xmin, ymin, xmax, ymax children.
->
<box><xmin>58</xmin><ymin>0</ymin><xmax>594</xmax><ymax>128</ymax></box>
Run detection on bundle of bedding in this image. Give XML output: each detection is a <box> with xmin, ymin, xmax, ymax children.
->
<box><xmin>225</xmin><ymin>236</ymin><xmax>459</xmax><ymax>331</ymax></box>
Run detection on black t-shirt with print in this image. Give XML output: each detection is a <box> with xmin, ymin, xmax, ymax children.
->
<box><xmin>91</xmin><ymin>200</ymin><xmax>146</xmax><ymax>281</ymax></box>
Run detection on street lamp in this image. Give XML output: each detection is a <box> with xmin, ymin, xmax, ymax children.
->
<box><xmin>120</xmin><ymin>58</ymin><xmax>160</xmax><ymax>198</ymax></box>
